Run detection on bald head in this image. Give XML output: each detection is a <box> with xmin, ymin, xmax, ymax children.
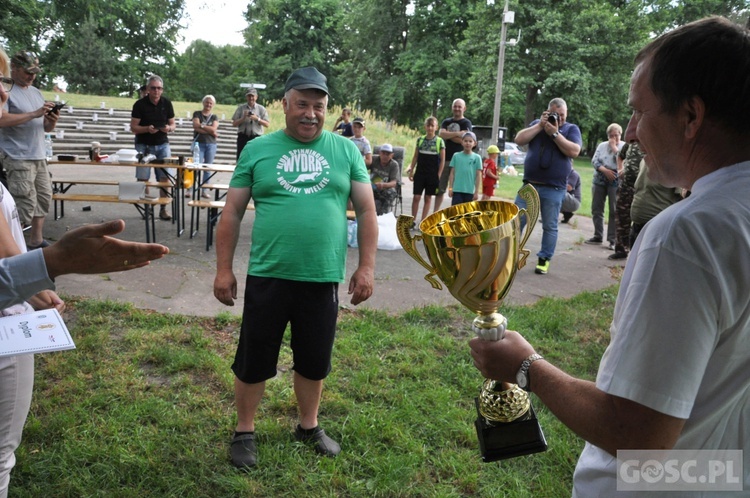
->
<box><xmin>452</xmin><ymin>99</ymin><xmax>466</xmax><ymax>119</ymax></box>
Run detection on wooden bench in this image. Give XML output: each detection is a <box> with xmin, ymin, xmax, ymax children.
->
<box><xmin>53</xmin><ymin>179</ymin><xmax>172</xmax><ymax>188</ymax></box>
<box><xmin>51</xmin><ymin>193</ymin><xmax>172</xmax><ymax>243</ymax></box>
<box><xmin>52</xmin><ymin>179</ymin><xmax>177</xmax><ymax>233</ymax></box>
<box><xmin>187</xmin><ymin>198</ymin><xmax>356</xmax><ymax>251</ymax></box>
<box><xmin>186</xmin><ymin>182</ymin><xmax>229</xmax><ymax>201</ymax></box>
<box><xmin>187</xmin><ymin>199</ymin><xmax>255</xmax><ymax>251</ymax></box>
<box><xmin>202</xmin><ymin>183</ymin><xmax>230</xmax><ymax>199</ymax></box>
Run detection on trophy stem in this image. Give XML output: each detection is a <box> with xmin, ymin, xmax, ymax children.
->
<box><xmin>472</xmin><ymin>314</ymin><xmax>548</xmax><ymax>462</ymax></box>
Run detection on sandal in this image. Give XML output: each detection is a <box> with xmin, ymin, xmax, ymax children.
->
<box><xmin>27</xmin><ymin>239</ymin><xmax>51</xmax><ymax>250</ymax></box>
<box><xmin>159</xmin><ymin>210</ymin><xmax>172</xmax><ymax>221</ymax></box>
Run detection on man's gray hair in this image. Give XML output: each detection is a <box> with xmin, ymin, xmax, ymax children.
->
<box><xmin>283</xmin><ymin>89</ymin><xmax>328</xmax><ymax>110</ymax></box>
<box><xmin>147</xmin><ymin>75</ymin><xmax>163</xmax><ymax>86</ymax></box>
<box><xmin>548</xmin><ymin>98</ymin><xmax>567</xmax><ymax>109</ymax></box>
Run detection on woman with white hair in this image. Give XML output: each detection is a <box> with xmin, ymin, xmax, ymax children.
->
<box><xmin>586</xmin><ymin>122</ymin><xmax>624</xmax><ymax>250</ymax></box>
<box><xmin>192</xmin><ymin>94</ymin><xmax>219</xmax><ymax>198</ymax></box>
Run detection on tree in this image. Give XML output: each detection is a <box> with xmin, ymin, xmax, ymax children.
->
<box><xmin>0</xmin><ymin>0</ymin><xmax>50</xmax><ymax>52</ymax></box>
<box><xmin>50</xmin><ymin>16</ymin><xmax>124</xmax><ymax>95</ymax></box>
<box><xmin>0</xmin><ymin>0</ymin><xmax>186</xmax><ymax>94</ymax></box>
<box><xmin>165</xmin><ymin>41</ymin><xmax>249</xmax><ymax>105</ymax></box>
<box><xmin>459</xmin><ymin>0</ymin><xmax>651</xmax><ymax>148</ymax></box>
<box><xmin>339</xmin><ymin>0</ymin><xmax>475</xmax><ymax>128</ymax></box>
<box><xmin>242</xmin><ymin>0</ymin><xmax>345</xmax><ymax>101</ymax></box>
<box><xmin>335</xmin><ymin>0</ymin><xmax>409</xmax><ymax>116</ymax></box>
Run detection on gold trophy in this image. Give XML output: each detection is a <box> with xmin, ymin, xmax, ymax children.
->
<box><xmin>396</xmin><ymin>184</ymin><xmax>547</xmax><ymax>462</ymax></box>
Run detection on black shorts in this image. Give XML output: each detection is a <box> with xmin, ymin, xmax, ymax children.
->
<box><xmin>413</xmin><ymin>172</ymin><xmax>439</xmax><ymax>197</ymax></box>
<box><xmin>232</xmin><ymin>276</ymin><xmax>339</xmax><ymax>384</ymax></box>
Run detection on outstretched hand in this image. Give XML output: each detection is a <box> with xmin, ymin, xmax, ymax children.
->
<box><xmin>42</xmin><ymin>220</ymin><xmax>169</xmax><ymax>279</ymax></box>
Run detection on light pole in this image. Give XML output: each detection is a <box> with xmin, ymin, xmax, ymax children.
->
<box><xmin>490</xmin><ymin>0</ymin><xmax>515</xmax><ymax>147</ymax></box>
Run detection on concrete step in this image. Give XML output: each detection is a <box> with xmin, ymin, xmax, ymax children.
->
<box><xmin>51</xmin><ymin>107</ymin><xmax>238</xmax><ymax>164</ymax></box>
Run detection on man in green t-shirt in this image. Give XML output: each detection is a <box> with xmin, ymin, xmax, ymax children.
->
<box><xmin>213</xmin><ymin>67</ymin><xmax>378</xmax><ymax>469</ymax></box>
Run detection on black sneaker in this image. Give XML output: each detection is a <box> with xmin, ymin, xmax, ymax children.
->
<box><xmin>294</xmin><ymin>425</ymin><xmax>341</xmax><ymax>457</ymax></box>
<box><xmin>561</xmin><ymin>212</ymin><xmax>573</xmax><ymax>224</ymax></box>
<box><xmin>584</xmin><ymin>237</ymin><xmax>603</xmax><ymax>245</ymax></box>
<box><xmin>230</xmin><ymin>433</ymin><xmax>257</xmax><ymax>468</ymax></box>
<box><xmin>608</xmin><ymin>251</ymin><xmax>628</xmax><ymax>260</ymax></box>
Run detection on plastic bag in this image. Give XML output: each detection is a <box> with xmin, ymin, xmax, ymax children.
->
<box><xmin>347</xmin><ymin>220</ymin><xmax>358</xmax><ymax>247</ymax></box>
<box><xmin>180</xmin><ymin>168</ymin><xmax>195</xmax><ymax>189</ymax></box>
<box><xmin>376</xmin><ymin>212</ymin><xmax>401</xmax><ymax>250</ymax></box>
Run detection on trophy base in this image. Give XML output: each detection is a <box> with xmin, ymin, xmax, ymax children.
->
<box><xmin>474</xmin><ymin>398</ymin><xmax>548</xmax><ymax>462</ymax></box>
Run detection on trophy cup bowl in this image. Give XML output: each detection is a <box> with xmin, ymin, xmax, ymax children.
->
<box><xmin>396</xmin><ymin>184</ymin><xmax>547</xmax><ymax>462</ymax></box>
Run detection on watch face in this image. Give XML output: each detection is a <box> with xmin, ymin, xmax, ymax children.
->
<box><xmin>516</xmin><ymin>371</ymin><xmax>528</xmax><ymax>388</ymax></box>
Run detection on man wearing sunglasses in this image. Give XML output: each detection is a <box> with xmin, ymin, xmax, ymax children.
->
<box><xmin>130</xmin><ymin>75</ymin><xmax>176</xmax><ymax>221</ymax></box>
<box><xmin>0</xmin><ymin>51</ymin><xmax>59</xmax><ymax>250</ymax></box>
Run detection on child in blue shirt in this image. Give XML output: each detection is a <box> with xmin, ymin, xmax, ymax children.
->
<box><xmin>447</xmin><ymin>132</ymin><xmax>482</xmax><ymax>206</ymax></box>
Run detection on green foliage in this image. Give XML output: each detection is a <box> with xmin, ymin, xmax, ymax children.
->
<box><xmin>243</xmin><ymin>0</ymin><xmax>345</xmax><ymax>100</ymax></box>
<box><xmin>50</xmin><ymin>16</ymin><xmax>125</xmax><ymax>95</ymax></box>
<box><xmin>460</xmin><ymin>0</ymin><xmax>649</xmax><ymax>146</ymax></box>
<box><xmin>164</xmin><ymin>41</ymin><xmax>248</xmax><ymax>104</ymax></box>
<box><xmin>0</xmin><ymin>0</ymin><xmax>50</xmax><ymax>53</ymax></box>
<box><xmin>11</xmin><ymin>289</ymin><xmax>618</xmax><ymax>496</ymax></box>
<box><xmin>3</xmin><ymin>0</ymin><xmax>749</xmax><ymax>135</ymax></box>
<box><xmin>1</xmin><ymin>0</ymin><xmax>186</xmax><ymax>94</ymax></box>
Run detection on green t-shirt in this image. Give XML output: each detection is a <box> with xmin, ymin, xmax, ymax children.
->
<box><xmin>230</xmin><ymin>130</ymin><xmax>370</xmax><ymax>282</ymax></box>
<box><xmin>449</xmin><ymin>151</ymin><xmax>482</xmax><ymax>194</ymax></box>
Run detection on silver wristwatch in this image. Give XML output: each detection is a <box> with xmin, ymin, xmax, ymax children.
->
<box><xmin>551</xmin><ymin>131</ymin><xmax>559</xmax><ymax>139</ymax></box>
<box><xmin>516</xmin><ymin>353</ymin><xmax>544</xmax><ymax>392</ymax></box>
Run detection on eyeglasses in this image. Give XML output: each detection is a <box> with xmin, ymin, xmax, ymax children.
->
<box><xmin>149</xmin><ymin>86</ymin><xmax>163</xmax><ymax>91</ymax></box>
<box><xmin>1</xmin><ymin>77</ymin><xmax>13</xmax><ymax>92</ymax></box>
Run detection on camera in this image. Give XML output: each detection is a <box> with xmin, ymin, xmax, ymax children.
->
<box><xmin>547</xmin><ymin>111</ymin><xmax>559</xmax><ymax>126</ymax></box>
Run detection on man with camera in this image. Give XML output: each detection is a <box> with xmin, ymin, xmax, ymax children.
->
<box><xmin>130</xmin><ymin>74</ymin><xmax>176</xmax><ymax>221</ymax></box>
<box><xmin>232</xmin><ymin>88</ymin><xmax>270</xmax><ymax>160</ymax></box>
<box><xmin>513</xmin><ymin>98</ymin><xmax>582</xmax><ymax>275</ymax></box>
<box><xmin>0</xmin><ymin>51</ymin><xmax>59</xmax><ymax>250</ymax></box>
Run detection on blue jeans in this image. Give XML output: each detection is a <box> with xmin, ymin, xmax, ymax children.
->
<box><xmin>198</xmin><ymin>143</ymin><xmax>217</xmax><ymax>185</ymax></box>
<box><xmin>135</xmin><ymin>143</ymin><xmax>172</xmax><ymax>181</ymax></box>
<box><xmin>515</xmin><ymin>184</ymin><xmax>566</xmax><ymax>260</ymax></box>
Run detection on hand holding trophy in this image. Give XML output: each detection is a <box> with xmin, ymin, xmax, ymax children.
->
<box><xmin>396</xmin><ymin>184</ymin><xmax>547</xmax><ymax>462</ymax></box>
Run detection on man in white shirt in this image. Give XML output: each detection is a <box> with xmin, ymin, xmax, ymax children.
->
<box><xmin>469</xmin><ymin>17</ymin><xmax>750</xmax><ymax>496</ymax></box>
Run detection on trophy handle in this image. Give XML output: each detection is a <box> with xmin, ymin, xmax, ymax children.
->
<box><xmin>516</xmin><ymin>184</ymin><xmax>541</xmax><ymax>270</ymax></box>
<box><xmin>396</xmin><ymin>215</ymin><xmax>444</xmax><ymax>290</ymax></box>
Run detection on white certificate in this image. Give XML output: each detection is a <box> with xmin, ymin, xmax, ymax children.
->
<box><xmin>0</xmin><ymin>309</ymin><xmax>75</xmax><ymax>357</ymax></box>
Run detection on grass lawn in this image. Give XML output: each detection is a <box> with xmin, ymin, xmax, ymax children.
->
<box><xmin>10</xmin><ymin>287</ymin><xmax>617</xmax><ymax>497</ymax></box>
